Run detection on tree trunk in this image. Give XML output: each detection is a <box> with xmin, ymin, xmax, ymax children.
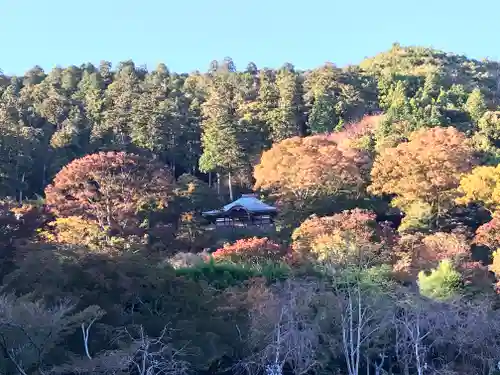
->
<box><xmin>435</xmin><ymin>195</ymin><xmax>440</xmax><ymax>228</ymax></box>
<box><xmin>228</xmin><ymin>171</ymin><xmax>233</xmax><ymax>201</ymax></box>
<box><xmin>414</xmin><ymin>321</ymin><xmax>423</xmax><ymax>375</ymax></box>
<box><xmin>18</xmin><ymin>172</ymin><xmax>25</xmax><ymax>203</ymax></box>
<box><xmin>42</xmin><ymin>162</ymin><xmax>47</xmax><ymax>188</ymax></box>
<box><xmin>208</xmin><ymin>172</ymin><xmax>212</xmax><ymax>188</ymax></box>
<box><xmin>216</xmin><ymin>173</ymin><xmax>221</xmax><ymax>196</ymax></box>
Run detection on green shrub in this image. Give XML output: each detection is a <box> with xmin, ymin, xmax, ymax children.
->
<box><xmin>175</xmin><ymin>257</ymin><xmax>291</xmax><ymax>288</ymax></box>
<box><xmin>418</xmin><ymin>259</ymin><xmax>463</xmax><ymax>300</ymax></box>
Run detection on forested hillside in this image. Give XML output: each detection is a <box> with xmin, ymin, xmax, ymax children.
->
<box><xmin>2</xmin><ymin>44</ymin><xmax>500</xmax><ymax>374</ymax></box>
<box><xmin>2</xmin><ymin>43</ymin><xmax>500</xmax><ymax>200</ymax></box>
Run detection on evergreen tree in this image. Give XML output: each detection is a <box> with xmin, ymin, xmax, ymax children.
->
<box><xmin>99</xmin><ymin>61</ymin><xmax>140</xmax><ymax>150</ymax></box>
<box><xmin>271</xmin><ymin>65</ymin><xmax>302</xmax><ymax>141</ymax></box>
<box><xmin>74</xmin><ymin>69</ymin><xmax>105</xmax><ymax>144</ymax></box>
<box><xmin>130</xmin><ymin>64</ymin><xmax>173</xmax><ymax>159</ymax></box>
<box><xmin>465</xmin><ymin>88</ymin><xmax>487</xmax><ymax>124</ymax></box>
<box><xmin>257</xmin><ymin>69</ymin><xmax>278</xmax><ymax>142</ymax></box>
<box><xmin>199</xmin><ymin>71</ymin><xmax>244</xmax><ymax>200</ymax></box>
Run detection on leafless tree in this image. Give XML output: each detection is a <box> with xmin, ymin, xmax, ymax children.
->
<box><xmin>116</xmin><ymin>325</ymin><xmax>190</xmax><ymax>375</ymax></box>
<box><xmin>52</xmin><ymin>349</ymin><xmax>133</xmax><ymax>375</ymax></box>
<box><xmin>390</xmin><ymin>293</ymin><xmax>474</xmax><ymax>375</ymax></box>
<box><xmin>431</xmin><ymin>298</ymin><xmax>500</xmax><ymax>375</ymax></box>
<box><xmin>0</xmin><ymin>293</ymin><xmax>104</xmax><ymax>375</ymax></box>
<box><xmin>392</xmin><ymin>297</ymin><xmax>433</xmax><ymax>375</ymax></box>
<box><xmin>328</xmin><ymin>270</ymin><xmax>394</xmax><ymax>375</ymax></box>
<box><xmin>239</xmin><ymin>278</ymin><xmax>325</xmax><ymax>375</ymax></box>
<box><xmin>388</xmin><ymin>292</ymin><xmax>500</xmax><ymax>375</ymax></box>
<box><xmin>51</xmin><ymin>324</ymin><xmax>191</xmax><ymax>375</ymax></box>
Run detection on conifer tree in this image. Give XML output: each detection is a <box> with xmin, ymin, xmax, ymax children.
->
<box><xmin>271</xmin><ymin>65</ymin><xmax>302</xmax><ymax>141</ymax></box>
<box><xmin>465</xmin><ymin>88</ymin><xmax>487</xmax><ymax>124</ymax></box>
<box><xmin>199</xmin><ymin>71</ymin><xmax>244</xmax><ymax>200</ymax></box>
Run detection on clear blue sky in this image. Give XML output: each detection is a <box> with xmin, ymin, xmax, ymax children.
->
<box><xmin>1</xmin><ymin>0</ymin><xmax>498</xmax><ymax>75</ymax></box>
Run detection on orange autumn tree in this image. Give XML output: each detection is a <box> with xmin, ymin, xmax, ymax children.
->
<box><xmin>291</xmin><ymin>209</ymin><xmax>395</xmax><ymax>267</ymax></box>
<box><xmin>45</xmin><ymin>151</ymin><xmax>175</xmax><ymax>236</ymax></box>
<box><xmin>254</xmin><ymin>135</ymin><xmax>370</xmax><ymax>222</ymax></box>
<box><xmin>369</xmin><ymin>127</ymin><xmax>475</xmax><ymax>229</ymax></box>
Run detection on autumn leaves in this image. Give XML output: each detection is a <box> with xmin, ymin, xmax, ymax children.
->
<box><xmin>39</xmin><ymin>118</ymin><xmax>500</xmax><ymax>294</ymax></box>
<box><xmin>370</xmin><ymin>126</ymin><xmax>477</xmax><ymax>229</ymax></box>
<box><xmin>251</xmin><ymin>122</ymin><xmax>499</xmax><ymax>295</ymax></box>
<box><xmin>254</xmin><ymin>124</ymin><xmax>480</xmax><ymax>233</ymax></box>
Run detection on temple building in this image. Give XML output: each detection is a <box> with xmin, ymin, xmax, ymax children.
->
<box><xmin>202</xmin><ymin>194</ymin><xmax>277</xmax><ymax>227</ymax></box>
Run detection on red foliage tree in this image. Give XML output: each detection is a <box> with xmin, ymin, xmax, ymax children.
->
<box><xmin>475</xmin><ymin>215</ymin><xmax>500</xmax><ymax>250</ymax></box>
<box><xmin>393</xmin><ymin>231</ymin><xmax>472</xmax><ymax>280</ymax></box>
<box><xmin>0</xmin><ymin>201</ymin><xmax>53</xmax><ymax>279</ymax></box>
<box><xmin>419</xmin><ymin>231</ymin><xmax>471</xmax><ymax>265</ymax></box>
<box><xmin>45</xmin><ymin>152</ymin><xmax>175</xmax><ymax>235</ymax></box>
<box><xmin>211</xmin><ymin>237</ymin><xmax>288</xmax><ymax>265</ymax></box>
<box><xmin>327</xmin><ymin>115</ymin><xmax>381</xmax><ymax>150</ymax></box>
<box><xmin>458</xmin><ymin>261</ymin><xmax>492</xmax><ymax>288</ymax></box>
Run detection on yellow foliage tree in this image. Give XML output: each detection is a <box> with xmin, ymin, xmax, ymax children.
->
<box><xmin>40</xmin><ymin>216</ymin><xmax>108</xmax><ymax>251</ymax></box>
<box><xmin>490</xmin><ymin>250</ymin><xmax>500</xmax><ymax>277</ymax></box>
<box><xmin>456</xmin><ymin>164</ymin><xmax>500</xmax><ymax>212</ymax></box>
<box><xmin>489</xmin><ymin>250</ymin><xmax>500</xmax><ymax>292</ymax></box>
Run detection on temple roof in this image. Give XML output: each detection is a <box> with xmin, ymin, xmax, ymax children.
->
<box><xmin>202</xmin><ymin>194</ymin><xmax>277</xmax><ymax>216</ymax></box>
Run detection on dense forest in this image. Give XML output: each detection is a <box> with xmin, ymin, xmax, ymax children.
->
<box><xmin>3</xmin><ymin>43</ymin><xmax>500</xmax><ymax>374</ymax></box>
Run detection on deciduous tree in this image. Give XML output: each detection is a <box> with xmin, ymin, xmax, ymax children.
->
<box><xmin>474</xmin><ymin>214</ymin><xmax>500</xmax><ymax>250</ymax></box>
<box><xmin>457</xmin><ymin>164</ymin><xmax>500</xmax><ymax>212</ymax></box>
<box><xmin>40</xmin><ymin>216</ymin><xmax>108</xmax><ymax>251</ymax></box>
<box><xmin>328</xmin><ymin>115</ymin><xmax>381</xmax><ymax>153</ymax></box>
<box><xmin>0</xmin><ymin>294</ymin><xmax>104</xmax><ymax>375</ymax></box>
<box><xmin>212</xmin><ymin>237</ymin><xmax>288</xmax><ymax>265</ymax></box>
<box><xmin>254</xmin><ymin>136</ymin><xmax>370</xmax><ymax>218</ymax></box>
<box><xmin>393</xmin><ymin>231</ymin><xmax>471</xmax><ymax>279</ymax></box>
<box><xmin>241</xmin><ymin>279</ymin><xmax>324</xmax><ymax>375</ymax></box>
<box><xmin>369</xmin><ymin>127</ymin><xmax>475</xmax><ymax>224</ymax></box>
<box><xmin>45</xmin><ymin>151</ymin><xmax>175</xmax><ymax>235</ymax></box>
<box><xmin>291</xmin><ymin>209</ymin><xmax>394</xmax><ymax>267</ymax></box>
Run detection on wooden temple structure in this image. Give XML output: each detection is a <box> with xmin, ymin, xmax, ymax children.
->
<box><xmin>202</xmin><ymin>194</ymin><xmax>277</xmax><ymax>227</ymax></box>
